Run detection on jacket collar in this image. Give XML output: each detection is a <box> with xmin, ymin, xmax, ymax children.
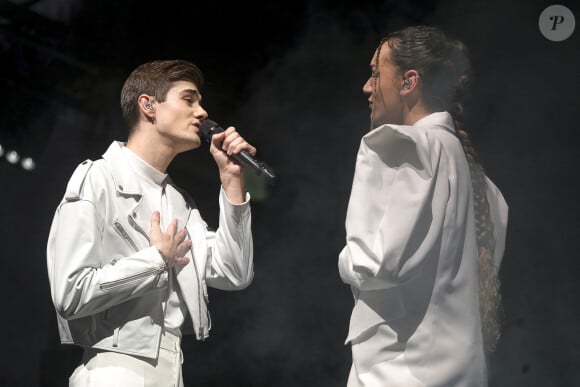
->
<box><xmin>102</xmin><ymin>141</ymin><xmax>143</xmax><ymax>196</ymax></box>
<box><xmin>102</xmin><ymin>141</ymin><xmax>192</xmax><ymax>225</ymax></box>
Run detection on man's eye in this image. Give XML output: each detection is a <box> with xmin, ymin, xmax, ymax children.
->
<box><xmin>184</xmin><ymin>99</ymin><xmax>193</xmax><ymax>105</ymax></box>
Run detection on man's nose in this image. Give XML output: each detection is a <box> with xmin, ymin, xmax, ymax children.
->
<box><xmin>195</xmin><ymin>105</ymin><xmax>208</xmax><ymax>119</ymax></box>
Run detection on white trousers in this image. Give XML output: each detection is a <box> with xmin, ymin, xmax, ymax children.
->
<box><xmin>69</xmin><ymin>331</ymin><xmax>184</xmax><ymax>387</ymax></box>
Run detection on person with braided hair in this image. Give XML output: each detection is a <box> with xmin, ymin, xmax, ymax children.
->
<box><xmin>338</xmin><ymin>25</ymin><xmax>508</xmax><ymax>386</ymax></box>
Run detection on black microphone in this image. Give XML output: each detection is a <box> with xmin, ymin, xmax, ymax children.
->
<box><xmin>199</xmin><ymin>119</ymin><xmax>276</xmax><ymax>183</ymax></box>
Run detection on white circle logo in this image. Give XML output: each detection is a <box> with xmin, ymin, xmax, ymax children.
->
<box><xmin>539</xmin><ymin>5</ymin><xmax>575</xmax><ymax>41</ymax></box>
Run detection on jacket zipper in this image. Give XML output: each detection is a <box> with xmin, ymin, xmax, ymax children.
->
<box><xmin>186</xmin><ymin>229</ymin><xmax>205</xmax><ymax>341</ymax></box>
<box><xmin>102</xmin><ymin>220</ymin><xmax>164</xmax><ymax>290</ymax></box>
<box><xmin>112</xmin><ymin>220</ymin><xmax>139</xmax><ymax>252</ymax></box>
<box><xmin>175</xmin><ymin>204</ymin><xmax>204</xmax><ymax>339</ymax></box>
<box><xmin>183</xmin><ymin>208</ymin><xmax>206</xmax><ymax>339</ymax></box>
<box><xmin>100</xmin><ymin>264</ymin><xmax>166</xmax><ymax>291</ymax></box>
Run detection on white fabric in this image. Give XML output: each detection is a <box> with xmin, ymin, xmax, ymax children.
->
<box><xmin>339</xmin><ymin>112</ymin><xmax>508</xmax><ymax>387</ymax></box>
<box><xmin>47</xmin><ymin>141</ymin><xmax>254</xmax><ymax>359</ymax></box>
<box><xmin>122</xmin><ymin>146</ymin><xmax>187</xmax><ymax>336</ymax></box>
<box><xmin>69</xmin><ymin>331</ymin><xmax>184</xmax><ymax>387</ymax></box>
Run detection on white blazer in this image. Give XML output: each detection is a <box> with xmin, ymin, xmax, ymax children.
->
<box><xmin>339</xmin><ymin>112</ymin><xmax>508</xmax><ymax>386</ymax></box>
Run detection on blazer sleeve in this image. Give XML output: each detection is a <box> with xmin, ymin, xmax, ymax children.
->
<box><xmin>338</xmin><ymin>124</ymin><xmax>449</xmax><ymax>291</ymax></box>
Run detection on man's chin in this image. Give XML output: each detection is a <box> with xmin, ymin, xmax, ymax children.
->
<box><xmin>177</xmin><ymin>138</ymin><xmax>201</xmax><ymax>153</ymax></box>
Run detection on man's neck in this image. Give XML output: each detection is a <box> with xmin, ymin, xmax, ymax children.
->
<box><xmin>126</xmin><ymin>131</ymin><xmax>175</xmax><ymax>173</ymax></box>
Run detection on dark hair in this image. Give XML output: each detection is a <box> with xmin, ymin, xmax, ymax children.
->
<box><xmin>120</xmin><ymin>59</ymin><xmax>204</xmax><ymax>133</ymax></box>
<box><xmin>379</xmin><ymin>25</ymin><xmax>503</xmax><ymax>352</ymax></box>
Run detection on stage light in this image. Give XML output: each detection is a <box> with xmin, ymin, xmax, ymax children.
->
<box><xmin>21</xmin><ymin>157</ymin><xmax>36</xmax><ymax>171</ymax></box>
<box><xmin>6</xmin><ymin>150</ymin><xmax>20</xmax><ymax>164</ymax></box>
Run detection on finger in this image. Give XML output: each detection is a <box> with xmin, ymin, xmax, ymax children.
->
<box><xmin>223</xmin><ymin>128</ymin><xmax>256</xmax><ymax>156</ymax></box>
<box><xmin>210</xmin><ymin>131</ymin><xmax>226</xmax><ymax>150</ymax></box>
<box><xmin>233</xmin><ymin>141</ymin><xmax>256</xmax><ymax>157</ymax></box>
<box><xmin>150</xmin><ymin>211</ymin><xmax>161</xmax><ymax>231</ymax></box>
<box><xmin>225</xmin><ymin>136</ymin><xmax>244</xmax><ymax>155</ymax></box>
<box><xmin>167</xmin><ymin>219</ymin><xmax>178</xmax><ymax>236</ymax></box>
<box><xmin>221</xmin><ymin>129</ymin><xmax>239</xmax><ymax>152</ymax></box>
<box><xmin>175</xmin><ymin>228</ymin><xmax>188</xmax><ymax>243</ymax></box>
<box><xmin>177</xmin><ymin>239</ymin><xmax>192</xmax><ymax>256</ymax></box>
<box><xmin>224</xmin><ymin>126</ymin><xmax>237</xmax><ymax>136</ymax></box>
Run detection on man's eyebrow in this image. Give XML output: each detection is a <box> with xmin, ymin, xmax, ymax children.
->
<box><xmin>180</xmin><ymin>89</ymin><xmax>201</xmax><ymax>99</ymax></box>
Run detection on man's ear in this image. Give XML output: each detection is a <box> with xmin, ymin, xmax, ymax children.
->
<box><xmin>138</xmin><ymin>95</ymin><xmax>155</xmax><ymax>116</ymax></box>
<box><xmin>400</xmin><ymin>70</ymin><xmax>421</xmax><ymax>95</ymax></box>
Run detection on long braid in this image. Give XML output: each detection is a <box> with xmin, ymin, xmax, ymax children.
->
<box><xmin>451</xmin><ymin>55</ymin><xmax>503</xmax><ymax>353</ymax></box>
<box><xmin>379</xmin><ymin>26</ymin><xmax>503</xmax><ymax>352</ymax></box>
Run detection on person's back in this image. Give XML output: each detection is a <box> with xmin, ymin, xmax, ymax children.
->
<box><xmin>339</xmin><ymin>26</ymin><xmax>508</xmax><ymax>386</ymax></box>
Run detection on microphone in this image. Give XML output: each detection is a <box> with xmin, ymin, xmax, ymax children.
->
<box><xmin>199</xmin><ymin>119</ymin><xmax>276</xmax><ymax>183</ymax></box>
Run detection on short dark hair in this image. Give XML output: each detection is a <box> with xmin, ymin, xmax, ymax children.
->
<box><xmin>120</xmin><ymin>59</ymin><xmax>204</xmax><ymax>132</ymax></box>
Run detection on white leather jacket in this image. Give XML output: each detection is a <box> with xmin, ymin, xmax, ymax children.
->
<box><xmin>47</xmin><ymin>141</ymin><xmax>254</xmax><ymax>359</ymax></box>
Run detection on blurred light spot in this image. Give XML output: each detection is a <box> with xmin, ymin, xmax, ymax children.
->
<box><xmin>6</xmin><ymin>150</ymin><xmax>20</xmax><ymax>164</ymax></box>
<box><xmin>0</xmin><ymin>144</ymin><xmax>4</xmax><ymax>158</ymax></box>
<box><xmin>21</xmin><ymin>157</ymin><xmax>36</xmax><ymax>171</ymax></box>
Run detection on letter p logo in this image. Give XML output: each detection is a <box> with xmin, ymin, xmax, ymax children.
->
<box><xmin>539</xmin><ymin>5</ymin><xmax>576</xmax><ymax>41</ymax></box>
<box><xmin>550</xmin><ymin>15</ymin><xmax>565</xmax><ymax>30</ymax></box>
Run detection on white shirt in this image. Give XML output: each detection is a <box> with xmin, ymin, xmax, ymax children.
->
<box><xmin>122</xmin><ymin>146</ymin><xmax>188</xmax><ymax>336</ymax></box>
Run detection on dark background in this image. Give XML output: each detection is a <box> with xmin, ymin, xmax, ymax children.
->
<box><xmin>1</xmin><ymin>0</ymin><xmax>578</xmax><ymax>386</ymax></box>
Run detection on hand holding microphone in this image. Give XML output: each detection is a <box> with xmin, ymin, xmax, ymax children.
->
<box><xmin>200</xmin><ymin>119</ymin><xmax>276</xmax><ymax>183</ymax></box>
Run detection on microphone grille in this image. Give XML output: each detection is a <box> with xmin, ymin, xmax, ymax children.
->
<box><xmin>199</xmin><ymin>119</ymin><xmax>224</xmax><ymax>142</ymax></box>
